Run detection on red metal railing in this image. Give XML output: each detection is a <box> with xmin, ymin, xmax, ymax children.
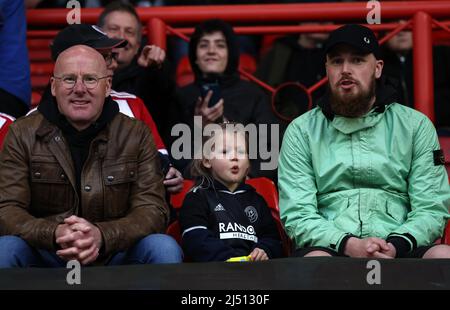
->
<box><xmin>27</xmin><ymin>1</ymin><xmax>450</xmax><ymax>122</ymax></box>
<box><xmin>26</xmin><ymin>1</ymin><xmax>450</xmax><ymax>25</ymax></box>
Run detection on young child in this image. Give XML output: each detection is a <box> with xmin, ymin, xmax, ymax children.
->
<box><xmin>179</xmin><ymin>123</ymin><xmax>282</xmax><ymax>262</ymax></box>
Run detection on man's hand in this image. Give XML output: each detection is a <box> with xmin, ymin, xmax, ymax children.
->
<box><xmin>194</xmin><ymin>91</ymin><xmax>224</xmax><ymax>126</ymax></box>
<box><xmin>137</xmin><ymin>45</ymin><xmax>165</xmax><ymax>68</ymax></box>
<box><xmin>249</xmin><ymin>247</ymin><xmax>269</xmax><ymax>261</ymax></box>
<box><xmin>372</xmin><ymin>242</ymin><xmax>396</xmax><ymax>259</ymax></box>
<box><xmin>55</xmin><ymin>216</ymin><xmax>103</xmax><ymax>265</ymax></box>
<box><xmin>344</xmin><ymin>237</ymin><xmax>393</xmax><ymax>258</ymax></box>
<box><xmin>55</xmin><ymin>223</ymin><xmax>79</xmax><ymax>249</ymax></box>
<box><xmin>163</xmin><ymin>166</ymin><xmax>184</xmax><ymax>194</ymax></box>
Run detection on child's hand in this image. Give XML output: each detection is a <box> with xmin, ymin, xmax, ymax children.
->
<box><xmin>249</xmin><ymin>247</ymin><xmax>269</xmax><ymax>261</ymax></box>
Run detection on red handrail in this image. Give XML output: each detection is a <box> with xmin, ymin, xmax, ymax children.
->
<box><xmin>27</xmin><ymin>2</ymin><xmax>450</xmax><ymax>25</ymax></box>
<box><xmin>27</xmin><ymin>1</ymin><xmax>450</xmax><ymax>122</ymax></box>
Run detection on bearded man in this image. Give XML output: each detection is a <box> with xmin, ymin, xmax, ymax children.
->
<box><xmin>278</xmin><ymin>24</ymin><xmax>450</xmax><ymax>259</ymax></box>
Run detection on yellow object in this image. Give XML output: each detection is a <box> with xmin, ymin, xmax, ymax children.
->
<box><xmin>226</xmin><ymin>255</ymin><xmax>252</xmax><ymax>262</ymax></box>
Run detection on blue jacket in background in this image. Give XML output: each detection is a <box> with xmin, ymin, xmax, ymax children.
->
<box><xmin>0</xmin><ymin>0</ymin><xmax>31</xmax><ymax>108</ymax></box>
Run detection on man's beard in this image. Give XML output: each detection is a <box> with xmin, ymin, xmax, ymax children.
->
<box><xmin>329</xmin><ymin>75</ymin><xmax>376</xmax><ymax>118</ymax></box>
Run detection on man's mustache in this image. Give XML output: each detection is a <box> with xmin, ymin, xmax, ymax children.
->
<box><xmin>337</xmin><ymin>75</ymin><xmax>359</xmax><ymax>86</ymax></box>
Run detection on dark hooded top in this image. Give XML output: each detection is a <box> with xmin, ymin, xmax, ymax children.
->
<box><xmin>112</xmin><ymin>47</ymin><xmax>176</xmax><ymax>145</ymax></box>
<box><xmin>381</xmin><ymin>45</ymin><xmax>450</xmax><ymax>130</ymax></box>
<box><xmin>170</xmin><ymin>19</ymin><xmax>279</xmax><ymax>181</ymax></box>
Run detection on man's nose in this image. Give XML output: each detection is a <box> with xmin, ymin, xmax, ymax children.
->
<box><xmin>72</xmin><ymin>78</ymin><xmax>87</xmax><ymax>93</ymax></box>
<box><xmin>341</xmin><ymin>60</ymin><xmax>352</xmax><ymax>74</ymax></box>
<box><xmin>110</xmin><ymin>29</ymin><xmax>125</xmax><ymax>41</ymax></box>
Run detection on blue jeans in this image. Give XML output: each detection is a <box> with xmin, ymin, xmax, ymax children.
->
<box><xmin>0</xmin><ymin>234</ymin><xmax>183</xmax><ymax>268</ymax></box>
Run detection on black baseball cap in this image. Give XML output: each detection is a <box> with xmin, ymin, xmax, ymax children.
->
<box><xmin>324</xmin><ymin>24</ymin><xmax>380</xmax><ymax>59</ymax></box>
<box><xmin>50</xmin><ymin>24</ymin><xmax>127</xmax><ymax>61</ymax></box>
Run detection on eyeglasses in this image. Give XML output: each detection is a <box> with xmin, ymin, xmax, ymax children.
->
<box><xmin>52</xmin><ymin>74</ymin><xmax>111</xmax><ymax>90</ymax></box>
<box><xmin>103</xmin><ymin>52</ymin><xmax>119</xmax><ymax>66</ymax></box>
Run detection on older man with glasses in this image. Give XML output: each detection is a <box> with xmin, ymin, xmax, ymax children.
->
<box><xmin>32</xmin><ymin>24</ymin><xmax>184</xmax><ymax>198</ymax></box>
<box><xmin>0</xmin><ymin>45</ymin><xmax>183</xmax><ymax>268</ymax></box>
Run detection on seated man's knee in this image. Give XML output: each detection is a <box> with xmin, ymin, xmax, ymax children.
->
<box><xmin>0</xmin><ymin>236</ymin><xmax>32</xmax><ymax>267</ymax></box>
<box><xmin>137</xmin><ymin>234</ymin><xmax>183</xmax><ymax>263</ymax></box>
<box><xmin>423</xmin><ymin>244</ymin><xmax>450</xmax><ymax>259</ymax></box>
<box><xmin>304</xmin><ymin>250</ymin><xmax>333</xmax><ymax>257</ymax></box>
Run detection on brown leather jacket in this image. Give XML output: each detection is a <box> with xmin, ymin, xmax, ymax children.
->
<box><xmin>0</xmin><ymin>111</ymin><xmax>168</xmax><ymax>256</ymax></box>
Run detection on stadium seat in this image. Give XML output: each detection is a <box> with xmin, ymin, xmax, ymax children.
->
<box><xmin>437</xmin><ymin>136</ymin><xmax>449</xmax><ymax>245</ymax></box>
<box><xmin>31</xmin><ymin>92</ymin><xmax>42</xmax><ymax>108</ymax></box>
<box><xmin>239</xmin><ymin>53</ymin><xmax>257</xmax><ymax>75</ymax></box>
<box><xmin>166</xmin><ymin>177</ymin><xmax>291</xmax><ymax>257</ymax></box>
<box><xmin>438</xmin><ymin>136</ymin><xmax>450</xmax><ymax>182</ymax></box>
<box><xmin>433</xmin><ymin>30</ymin><xmax>450</xmax><ymax>46</ymax></box>
<box><xmin>30</xmin><ymin>62</ymin><xmax>53</xmax><ymax>76</ymax></box>
<box><xmin>175</xmin><ymin>56</ymin><xmax>194</xmax><ymax>87</ymax></box>
<box><xmin>245</xmin><ymin>177</ymin><xmax>291</xmax><ymax>256</ymax></box>
<box><xmin>166</xmin><ymin>179</ymin><xmax>194</xmax><ymax>249</ymax></box>
<box><xmin>28</xmin><ymin>38</ymin><xmax>53</xmax><ymax>99</ymax></box>
<box><xmin>443</xmin><ymin>223</ymin><xmax>450</xmax><ymax>245</ymax></box>
<box><xmin>259</xmin><ymin>34</ymin><xmax>283</xmax><ymax>57</ymax></box>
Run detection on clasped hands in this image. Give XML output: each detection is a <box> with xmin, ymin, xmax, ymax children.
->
<box><xmin>54</xmin><ymin>215</ymin><xmax>103</xmax><ymax>265</ymax></box>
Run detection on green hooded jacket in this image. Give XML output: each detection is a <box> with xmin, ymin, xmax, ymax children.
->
<box><xmin>278</xmin><ymin>82</ymin><xmax>450</xmax><ymax>253</ymax></box>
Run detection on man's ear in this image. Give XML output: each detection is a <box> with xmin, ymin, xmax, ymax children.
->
<box><xmin>105</xmin><ymin>77</ymin><xmax>112</xmax><ymax>97</ymax></box>
<box><xmin>375</xmin><ymin>59</ymin><xmax>384</xmax><ymax>79</ymax></box>
<box><xmin>50</xmin><ymin>77</ymin><xmax>56</xmax><ymax>96</ymax></box>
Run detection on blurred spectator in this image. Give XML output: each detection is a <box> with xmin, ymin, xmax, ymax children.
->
<box><xmin>0</xmin><ymin>0</ymin><xmax>30</xmax><ymax>118</ymax></box>
<box><xmin>381</xmin><ymin>29</ymin><xmax>450</xmax><ymax>132</ymax></box>
<box><xmin>256</xmin><ymin>24</ymin><xmax>328</xmax><ymax>116</ymax></box>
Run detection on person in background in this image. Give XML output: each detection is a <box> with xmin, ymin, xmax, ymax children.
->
<box><xmin>256</xmin><ymin>23</ymin><xmax>328</xmax><ymax>102</ymax></box>
<box><xmin>171</xmin><ymin>19</ymin><xmax>279</xmax><ymax>182</ymax></box>
<box><xmin>98</xmin><ymin>0</ymin><xmax>176</xmax><ymax>144</ymax></box>
<box><xmin>381</xmin><ymin>27</ymin><xmax>450</xmax><ymax>133</ymax></box>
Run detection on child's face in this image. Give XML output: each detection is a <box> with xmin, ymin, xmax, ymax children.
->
<box><xmin>203</xmin><ymin>131</ymin><xmax>249</xmax><ymax>192</ymax></box>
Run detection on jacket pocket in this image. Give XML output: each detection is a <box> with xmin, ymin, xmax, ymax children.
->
<box><xmin>30</xmin><ymin>161</ymin><xmax>72</xmax><ymax>216</ymax></box>
<box><xmin>102</xmin><ymin>160</ymin><xmax>138</xmax><ymax>218</ymax></box>
<box><xmin>385</xmin><ymin>200</ymin><xmax>408</xmax><ymax>225</ymax></box>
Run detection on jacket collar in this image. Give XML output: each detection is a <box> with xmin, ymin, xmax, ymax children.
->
<box><xmin>211</xmin><ymin>178</ymin><xmax>252</xmax><ymax>194</ymax></box>
<box><xmin>36</xmin><ymin>94</ymin><xmax>119</xmax><ymax>142</ymax></box>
